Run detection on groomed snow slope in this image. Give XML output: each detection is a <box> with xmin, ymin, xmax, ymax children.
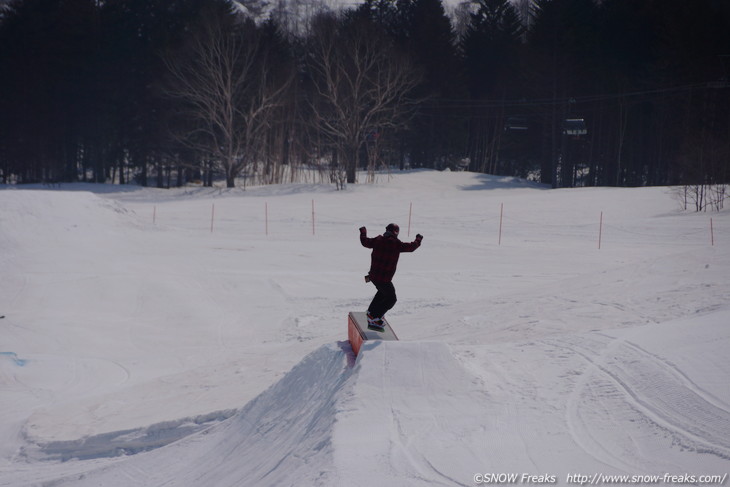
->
<box><xmin>39</xmin><ymin>341</ymin><xmax>491</xmax><ymax>486</ymax></box>
<box><xmin>1</xmin><ymin>171</ymin><xmax>729</xmax><ymax>486</ymax></box>
<box><xmin>43</xmin><ymin>324</ymin><xmax>730</xmax><ymax>486</ymax></box>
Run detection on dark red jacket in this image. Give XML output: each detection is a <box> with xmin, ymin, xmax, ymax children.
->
<box><xmin>361</xmin><ymin>232</ymin><xmax>421</xmax><ymax>282</ymax></box>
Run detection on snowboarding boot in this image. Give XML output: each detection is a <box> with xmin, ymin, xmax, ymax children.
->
<box><xmin>367</xmin><ymin>312</ymin><xmax>385</xmax><ymax>331</ymax></box>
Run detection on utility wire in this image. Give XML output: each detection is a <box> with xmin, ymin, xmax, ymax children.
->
<box><xmin>418</xmin><ymin>81</ymin><xmax>728</xmax><ymax>110</ymax></box>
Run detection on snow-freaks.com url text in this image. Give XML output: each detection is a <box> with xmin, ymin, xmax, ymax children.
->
<box><xmin>565</xmin><ymin>473</ymin><xmax>728</xmax><ymax>485</ymax></box>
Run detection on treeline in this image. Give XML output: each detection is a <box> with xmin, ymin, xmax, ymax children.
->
<box><xmin>0</xmin><ymin>0</ymin><xmax>728</xmax><ymax>189</ymax></box>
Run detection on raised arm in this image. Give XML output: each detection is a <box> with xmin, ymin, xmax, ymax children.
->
<box><xmin>399</xmin><ymin>234</ymin><xmax>423</xmax><ymax>252</ymax></box>
<box><xmin>360</xmin><ymin>226</ymin><xmax>375</xmax><ymax>248</ymax></box>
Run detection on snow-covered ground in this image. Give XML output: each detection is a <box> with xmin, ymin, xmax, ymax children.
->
<box><xmin>1</xmin><ymin>170</ymin><xmax>728</xmax><ymax>486</ymax></box>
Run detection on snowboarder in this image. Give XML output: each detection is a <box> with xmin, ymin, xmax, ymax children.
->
<box><xmin>359</xmin><ymin>223</ymin><xmax>423</xmax><ymax>329</ymax></box>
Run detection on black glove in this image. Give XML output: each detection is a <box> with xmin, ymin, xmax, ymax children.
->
<box><xmin>359</xmin><ymin>226</ymin><xmax>366</xmax><ymax>234</ymax></box>
<box><xmin>416</xmin><ymin>233</ymin><xmax>423</xmax><ymax>241</ymax></box>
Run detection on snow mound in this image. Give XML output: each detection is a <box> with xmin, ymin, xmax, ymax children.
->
<box><xmin>50</xmin><ymin>340</ymin><xmax>488</xmax><ymax>486</ymax></box>
<box><xmin>52</xmin><ymin>342</ymin><xmax>350</xmax><ymax>486</ymax></box>
<box><xmin>0</xmin><ymin>189</ymin><xmax>134</xmax><ymax>238</ymax></box>
<box><xmin>0</xmin><ymin>189</ymin><xmax>138</xmax><ymax>273</ymax></box>
<box><xmin>334</xmin><ymin>340</ymin><xmax>490</xmax><ymax>486</ymax></box>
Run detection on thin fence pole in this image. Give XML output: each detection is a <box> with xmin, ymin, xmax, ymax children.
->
<box><xmin>598</xmin><ymin>211</ymin><xmax>603</xmax><ymax>250</ymax></box>
<box><xmin>312</xmin><ymin>199</ymin><xmax>316</xmax><ymax>236</ymax></box>
<box><xmin>407</xmin><ymin>202</ymin><xmax>413</xmax><ymax>238</ymax></box>
<box><xmin>210</xmin><ymin>203</ymin><xmax>215</xmax><ymax>233</ymax></box>
<box><xmin>498</xmin><ymin>203</ymin><xmax>503</xmax><ymax>246</ymax></box>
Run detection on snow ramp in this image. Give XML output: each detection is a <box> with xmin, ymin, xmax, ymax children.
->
<box><xmin>51</xmin><ymin>341</ymin><xmax>488</xmax><ymax>487</ymax></box>
<box><xmin>333</xmin><ymin>340</ymin><xmax>491</xmax><ymax>487</ymax></box>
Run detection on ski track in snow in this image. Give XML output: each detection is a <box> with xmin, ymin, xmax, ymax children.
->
<box><xmin>556</xmin><ymin>328</ymin><xmax>730</xmax><ymax>474</ymax></box>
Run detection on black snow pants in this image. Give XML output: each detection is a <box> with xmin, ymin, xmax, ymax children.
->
<box><xmin>368</xmin><ymin>280</ymin><xmax>397</xmax><ymax>318</ymax></box>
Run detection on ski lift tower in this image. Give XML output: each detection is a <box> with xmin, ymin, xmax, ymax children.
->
<box><xmin>555</xmin><ymin>118</ymin><xmax>588</xmax><ymax>188</ymax></box>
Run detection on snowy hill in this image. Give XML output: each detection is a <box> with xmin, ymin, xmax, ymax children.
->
<box><xmin>1</xmin><ymin>171</ymin><xmax>728</xmax><ymax>486</ymax></box>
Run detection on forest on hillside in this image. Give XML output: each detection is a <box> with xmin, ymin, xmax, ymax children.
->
<box><xmin>0</xmin><ymin>0</ymin><xmax>728</xmax><ymax>196</ymax></box>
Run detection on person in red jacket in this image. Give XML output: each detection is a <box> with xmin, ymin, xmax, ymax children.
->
<box><xmin>360</xmin><ymin>223</ymin><xmax>423</xmax><ymax>328</ymax></box>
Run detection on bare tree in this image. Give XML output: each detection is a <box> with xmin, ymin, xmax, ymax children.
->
<box><xmin>162</xmin><ymin>12</ymin><xmax>292</xmax><ymax>188</ymax></box>
<box><xmin>306</xmin><ymin>12</ymin><xmax>421</xmax><ymax>186</ymax></box>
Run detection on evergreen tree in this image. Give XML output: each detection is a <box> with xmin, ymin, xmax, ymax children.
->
<box><xmin>398</xmin><ymin>0</ymin><xmax>466</xmax><ymax>169</ymax></box>
<box><xmin>0</xmin><ymin>0</ymin><xmax>101</xmax><ymax>183</ymax></box>
<box><xmin>460</xmin><ymin>0</ymin><xmax>524</xmax><ymax>175</ymax></box>
<box><xmin>461</xmin><ymin>0</ymin><xmax>523</xmax><ymax>98</ymax></box>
